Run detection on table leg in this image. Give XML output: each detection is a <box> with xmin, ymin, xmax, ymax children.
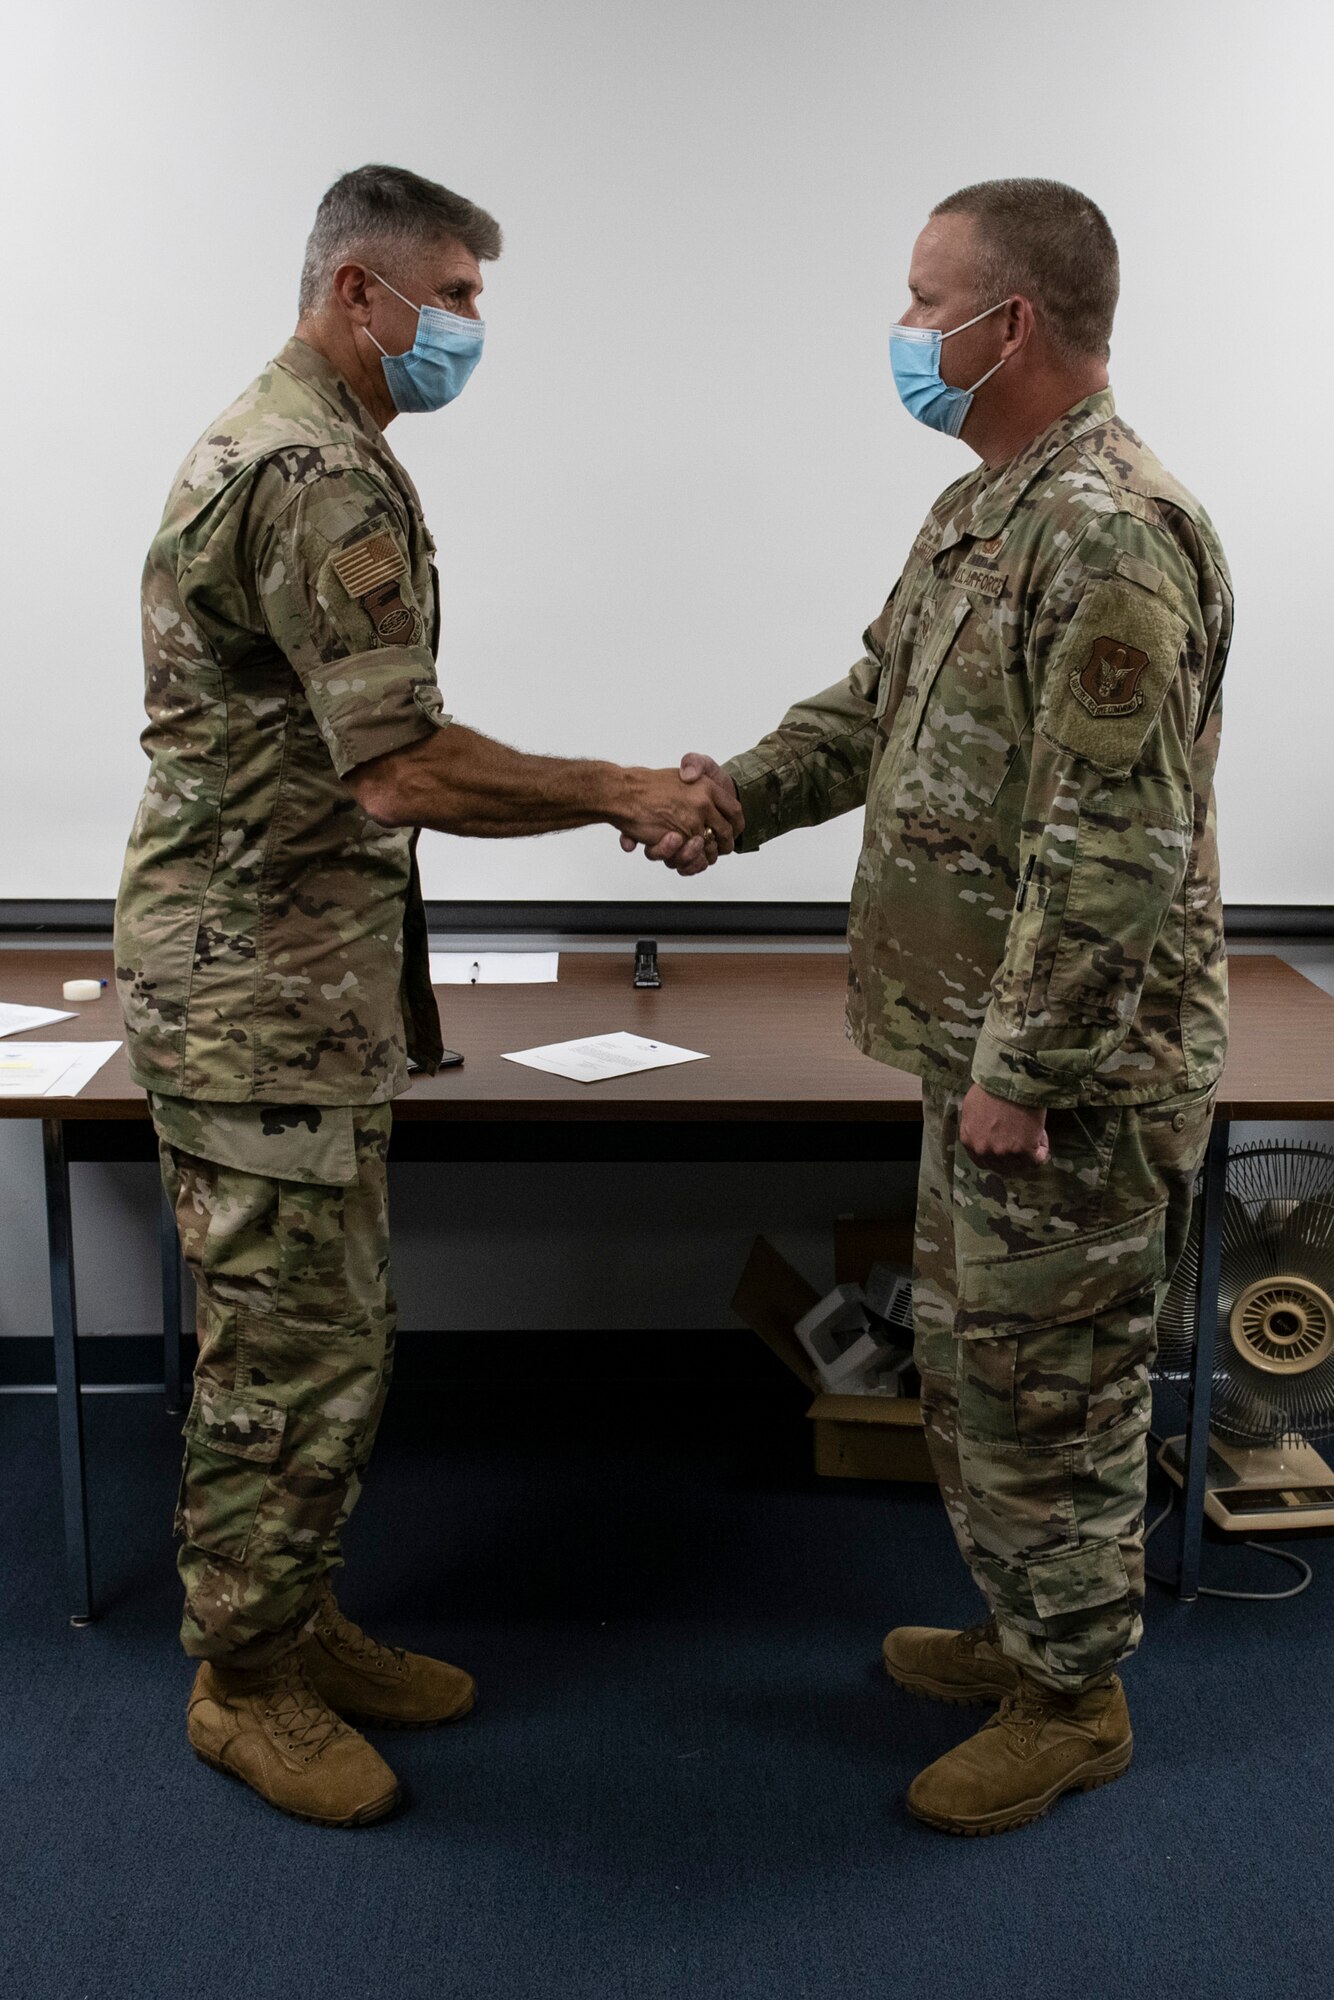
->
<box><xmin>160</xmin><ymin>1188</ymin><xmax>186</xmax><ymax>1414</ymax></box>
<box><xmin>42</xmin><ymin>1119</ymin><xmax>94</xmax><ymax>1627</ymax></box>
<box><xmin>1177</xmin><ymin>1113</ymin><xmax>1230</xmax><ymax>1601</ymax></box>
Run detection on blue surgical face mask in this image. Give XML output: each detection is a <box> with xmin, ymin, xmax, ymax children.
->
<box><xmin>889</xmin><ymin>299</ymin><xmax>1009</xmax><ymax>438</ymax></box>
<box><xmin>366</xmin><ymin>271</ymin><xmax>485</xmax><ymax>413</ymax></box>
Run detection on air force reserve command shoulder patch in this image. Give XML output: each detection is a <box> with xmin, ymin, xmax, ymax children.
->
<box><xmin>1037</xmin><ymin>573</ymin><xmax>1189</xmax><ymax>779</ymax></box>
<box><xmin>331</xmin><ymin>530</ymin><xmax>421</xmax><ymax>645</ymax></box>
<box><xmin>1071</xmin><ymin>635</ymin><xmax>1150</xmax><ymax>718</ymax></box>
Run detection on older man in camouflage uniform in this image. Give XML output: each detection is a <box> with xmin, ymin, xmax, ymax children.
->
<box><xmin>115</xmin><ymin>163</ymin><xmax>741</xmax><ymax>1827</ymax></box>
<box><xmin>637</xmin><ymin>179</ymin><xmax>1231</xmax><ymax>1835</ymax></box>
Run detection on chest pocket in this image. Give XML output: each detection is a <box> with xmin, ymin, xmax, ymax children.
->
<box><xmin>908</xmin><ymin>591</ymin><xmax>1019</xmax><ymax>815</ymax></box>
<box><xmin>875</xmin><ymin>589</ymin><xmax>965</xmax><ymax>733</ymax></box>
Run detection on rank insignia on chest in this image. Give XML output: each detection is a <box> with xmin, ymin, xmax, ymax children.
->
<box><xmin>1072</xmin><ymin>635</ymin><xmax>1150</xmax><ymax>717</ymax></box>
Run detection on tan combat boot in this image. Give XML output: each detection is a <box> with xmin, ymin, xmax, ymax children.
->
<box><xmin>906</xmin><ymin>1672</ymin><xmax>1133</xmax><ymax>1836</ymax></box>
<box><xmin>882</xmin><ymin>1617</ymin><xmax>1020</xmax><ymax>1705</ymax></box>
<box><xmin>186</xmin><ymin>1648</ymin><xmax>400</xmax><ymax>1828</ymax></box>
<box><xmin>303</xmin><ymin>1584</ymin><xmax>476</xmax><ymax>1729</ymax></box>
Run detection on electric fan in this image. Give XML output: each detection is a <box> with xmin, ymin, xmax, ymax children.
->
<box><xmin>1155</xmin><ymin>1141</ymin><xmax>1334</xmax><ymax>1534</ymax></box>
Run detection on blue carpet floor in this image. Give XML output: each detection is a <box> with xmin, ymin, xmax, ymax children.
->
<box><xmin>3</xmin><ymin>1342</ymin><xmax>1332</xmax><ymax>2000</ymax></box>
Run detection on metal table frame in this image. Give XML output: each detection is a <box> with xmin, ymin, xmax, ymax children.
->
<box><xmin>39</xmin><ymin>1108</ymin><xmax>1232</xmax><ymax>1625</ymax></box>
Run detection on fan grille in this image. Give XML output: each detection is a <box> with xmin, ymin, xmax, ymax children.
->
<box><xmin>1153</xmin><ymin>1142</ymin><xmax>1334</xmax><ymax>1443</ymax></box>
<box><xmin>1230</xmin><ymin>1277</ymin><xmax>1334</xmax><ymax>1373</ymax></box>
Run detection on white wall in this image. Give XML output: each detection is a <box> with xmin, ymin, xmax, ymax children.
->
<box><xmin>3</xmin><ymin>0</ymin><xmax>1331</xmax><ymax>907</ymax></box>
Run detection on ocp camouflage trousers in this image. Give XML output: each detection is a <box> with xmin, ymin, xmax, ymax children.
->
<box><xmin>913</xmin><ymin>1082</ymin><xmax>1215</xmax><ymax>1691</ymax></box>
<box><xmin>154</xmin><ymin>1100</ymin><xmax>394</xmax><ymax>1667</ymax></box>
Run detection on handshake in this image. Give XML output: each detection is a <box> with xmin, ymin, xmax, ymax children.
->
<box><xmin>618</xmin><ymin>753</ymin><xmax>739</xmax><ymax>877</ymax></box>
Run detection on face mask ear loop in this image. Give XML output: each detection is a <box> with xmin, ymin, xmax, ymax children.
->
<box><xmin>966</xmin><ymin>354</ymin><xmax>1007</xmax><ymax>396</ymax></box>
<box><xmin>369</xmin><ymin>269</ymin><xmax>420</xmax><ymax>313</ymax></box>
<box><xmin>364</xmin><ymin>269</ymin><xmax>421</xmax><ymax>359</ymax></box>
<box><xmin>938</xmin><ymin>297</ymin><xmax>1011</xmax><ymax>343</ymax></box>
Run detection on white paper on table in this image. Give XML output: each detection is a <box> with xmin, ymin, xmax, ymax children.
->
<box><xmin>501</xmin><ymin>1030</ymin><xmax>708</xmax><ymax>1084</ymax></box>
<box><xmin>0</xmin><ymin>1001</ymin><xmax>77</xmax><ymax>1038</ymax></box>
<box><xmin>430</xmin><ymin>952</ymin><xmax>559</xmax><ymax>986</ymax></box>
<box><xmin>0</xmin><ymin>1041</ymin><xmax>121</xmax><ymax>1097</ymax></box>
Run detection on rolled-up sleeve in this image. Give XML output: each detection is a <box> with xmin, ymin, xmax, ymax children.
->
<box><xmin>257</xmin><ymin>468</ymin><xmax>451</xmax><ymax>778</ymax></box>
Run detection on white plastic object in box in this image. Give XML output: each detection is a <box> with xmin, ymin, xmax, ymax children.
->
<box><xmin>795</xmin><ymin>1283</ymin><xmax>883</xmax><ymax>1393</ymax></box>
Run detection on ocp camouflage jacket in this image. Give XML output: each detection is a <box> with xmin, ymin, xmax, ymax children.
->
<box><xmin>726</xmin><ymin>391</ymin><xmax>1233</xmax><ymax>1106</ymax></box>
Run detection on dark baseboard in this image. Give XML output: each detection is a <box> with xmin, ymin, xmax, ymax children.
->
<box><xmin>1225</xmin><ymin>907</ymin><xmax>1334</xmax><ymax>939</ymax></box>
<box><xmin>0</xmin><ymin>1327</ymin><xmax>770</xmax><ymax>1394</ymax></box>
<box><xmin>2</xmin><ymin>899</ymin><xmax>1331</xmax><ymax>940</ymax></box>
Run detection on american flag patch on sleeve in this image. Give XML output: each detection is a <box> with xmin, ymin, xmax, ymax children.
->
<box><xmin>330</xmin><ymin>532</ymin><xmax>407</xmax><ymax>601</ymax></box>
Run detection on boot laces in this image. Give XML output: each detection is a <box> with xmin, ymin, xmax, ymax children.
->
<box><xmin>262</xmin><ymin>1659</ymin><xmax>343</xmax><ymax>1762</ymax></box>
<box><xmin>319</xmin><ymin>1593</ymin><xmax>406</xmax><ymax>1677</ymax></box>
<box><xmin>993</xmin><ymin>1679</ymin><xmax>1078</xmax><ymax>1749</ymax></box>
<box><xmin>959</xmin><ymin>1617</ymin><xmax>1000</xmax><ymax>1657</ymax></box>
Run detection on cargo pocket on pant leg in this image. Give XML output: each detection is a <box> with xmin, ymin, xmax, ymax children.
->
<box><xmin>1025</xmin><ymin>1536</ymin><xmax>1136</xmax><ymax>1684</ymax></box>
<box><xmin>955</xmin><ymin>1204</ymin><xmax>1169</xmax><ymax>1449</ymax></box>
<box><xmin>275</xmin><ymin>1180</ymin><xmax>352</xmax><ymax>1322</ymax></box>
<box><xmin>177</xmin><ymin>1383</ymin><xmax>286</xmax><ymax>1562</ymax></box>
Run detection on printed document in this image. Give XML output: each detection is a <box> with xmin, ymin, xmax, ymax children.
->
<box><xmin>0</xmin><ymin>1042</ymin><xmax>121</xmax><ymax>1097</ymax></box>
<box><xmin>430</xmin><ymin>953</ymin><xmax>560</xmax><ymax>985</ymax></box>
<box><xmin>501</xmin><ymin>1031</ymin><xmax>708</xmax><ymax>1084</ymax></box>
<box><xmin>0</xmin><ymin>1002</ymin><xmax>76</xmax><ymax>1038</ymax></box>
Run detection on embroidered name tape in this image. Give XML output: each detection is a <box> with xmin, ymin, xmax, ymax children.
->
<box><xmin>955</xmin><ymin>564</ymin><xmax>1006</xmax><ymax>599</ymax></box>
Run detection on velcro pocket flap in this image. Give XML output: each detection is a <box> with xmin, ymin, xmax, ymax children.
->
<box><xmin>1026</xmin><ymin>1537</ymin><xmax>1129</xmax><ymax>1621</ymax></box>
<box><xmin>185</xmin><ymin>1385</ymin><xmax>285</xmax><ymax>1464</ymax></box>
<box><xmin>958</xmin><ymin>1203</ymin><xmax>1167</xmax><ymax>1336</ymax></box>
<box><xmin>902</xmin><ymin>594</ymin><xmax>972</xmax><ymax>735</ymax></box>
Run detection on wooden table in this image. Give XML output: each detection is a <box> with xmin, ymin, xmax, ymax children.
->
<box><xmin>4</xmin><ymin>946</ymin><xmax>1333</xmax><ymax>1620</ymax></box>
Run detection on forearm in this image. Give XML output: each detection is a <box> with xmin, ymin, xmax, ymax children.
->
<box><xmin>723</xmin><ymin>676</ymin><xmax>877</xmax><ymax>851</ymax></box>
<box><xmin>354</xmin><ymin>722</ymin><xmax>634</xmax><ymax>838</ymax></box>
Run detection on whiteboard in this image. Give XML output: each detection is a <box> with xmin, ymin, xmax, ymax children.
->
<box><xmin>4</xmin><ymin>0</ymin><xmax>1330</xmax><ymax>907</ymax></box>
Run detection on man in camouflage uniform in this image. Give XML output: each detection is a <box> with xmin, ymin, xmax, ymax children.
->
<box><xmin>634</xmin><ymin>179</ymin><xmax>1231</xmax><ymax>1835</ymax></box>
<box><xmin>115</xmin><ymin>164</ymin><xmax>741</xmax><ymax>1827</ymax></box>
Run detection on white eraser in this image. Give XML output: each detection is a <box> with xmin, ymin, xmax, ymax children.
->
<box><xmin>62</xmin><ymin>979</ymin><xmax>103</xmax><ymax>1002</ymax></box>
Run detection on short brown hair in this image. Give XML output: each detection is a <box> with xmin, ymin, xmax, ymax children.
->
<box><xmin>298</xmin><ymin>164</ymin><xmax>502</xmax><ymax>316</ymax></box>
<box><xmin>932</xmin><ymin>178</ymin><xmax>1119</xmax><ymax>362</ymax></box>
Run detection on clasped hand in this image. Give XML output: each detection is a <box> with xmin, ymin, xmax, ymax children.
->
<box><xmin>620</xmin><ymin>754</ymin><xmax>739</xmax><ymax>875</ymax></box>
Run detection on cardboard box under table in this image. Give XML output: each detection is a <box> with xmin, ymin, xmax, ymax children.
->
<box><xmin>732</xmin><ymin>1216</ymin><xmax>936</xmax><ymax>1484</ymax></box>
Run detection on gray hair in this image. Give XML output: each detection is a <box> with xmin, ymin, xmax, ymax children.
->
<box><xmin>298</xmin><ymin>163</ymin><xmax>502</xmax><ymax>317</ymax></box>
<box><xmin>932</xmin><ymin>178</ymin><xmax>1119</xmax><ymax>363</ymax></box>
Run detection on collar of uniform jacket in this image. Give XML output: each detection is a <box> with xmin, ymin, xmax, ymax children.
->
<box><xmin>272</xmin><ymin>334</ymin><xmax>389</xmax><ymax>451</ymax></box>
<box><xmin>272</xmin><ymin>335</ymin><xmax>431</xmax><ymax>536</ymax></box>
<box><xmin>935</xmin><ymin>387</ymin><xmax>1117</xmax><ymax>555</ymax></box>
